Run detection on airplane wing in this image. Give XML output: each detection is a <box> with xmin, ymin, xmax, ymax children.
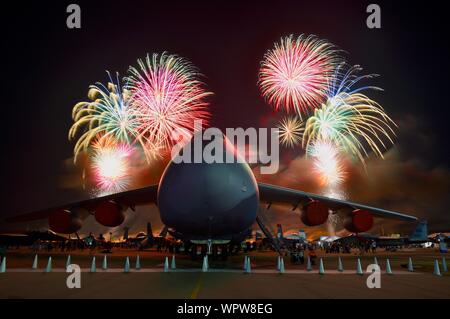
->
<box><xmin>6</xmin><ymin>182</ymin><xmax>417</xmax><ymax>224</ymax></box>
<box><xmin>5</xmin><ymin>184</ymin><xmax>159</xmax><ymax>223</ymax></box>
<box><xmin>258</xmin><ymin>182</ymin><xmax>417</xmax><ymax>222</ymax></box>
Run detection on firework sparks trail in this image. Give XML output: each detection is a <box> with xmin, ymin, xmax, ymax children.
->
<box><xmin>309</xmin><ymin>140</ymin><xmax>347</xmax><ymax>236</ymax></box>
<box><xmin>308</xmin><ymin>139</ymin><xmax>346</xmax><ymax>188</ymax></box>
<box><xmin>259</xmin><ymin>34</ymin><xmax>341</xmax><ymax>118</ymax></box>
<box><xmin>303</xmin><ymin>64</ymin><xmax>397</xmax><ymax>164</ymax></box>
<box><xmin>126</xmin><ymin>52</ymin><xmax>212</xmax><ymax>160</ymax></box>
<box><xmin>69</xmin><ymin>72</ymin><xmax>140</xmax><ymax>162</ymax></box>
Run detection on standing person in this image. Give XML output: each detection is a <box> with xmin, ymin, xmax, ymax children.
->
<box><xmin>371</xmin><ymin>241</ymin><xmax>377</xmax><ymax>253</ymax></box>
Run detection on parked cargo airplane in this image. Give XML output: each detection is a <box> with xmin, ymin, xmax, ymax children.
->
<box><xmin>5</xmin><ymin>134</ymin><xmax>418</xmax><ymax>252</ymax></box>
<box><xmin>335</xmin><ymin>221</ymin><xmax>428</xmax><ymax>248</ymax></box>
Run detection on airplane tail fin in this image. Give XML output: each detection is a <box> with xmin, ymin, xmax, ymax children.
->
<box><xmin>139</xmin><ymin>222</ymin><xmax>154</xmax><ymax>247</ymax></box>
<box><xmin>410</xmin><ymin>221</ymin><xmax>428</xmax><ymax>241</ymax></box>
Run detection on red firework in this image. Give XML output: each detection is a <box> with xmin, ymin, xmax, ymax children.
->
<box><xmin>259</xmin><ymin>34</ymin><xmax>340</xmax><ymax>118</ymax></box>
<box><xmin>126</xmin><ymin>52</ymin><xmax>213</xmax><ymax>159</ymax></box>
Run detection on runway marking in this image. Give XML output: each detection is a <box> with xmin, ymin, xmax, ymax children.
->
<box><xmin>190</xmin><ymin>273</ymin><xmax>204</xmax><ymax>299</ymax></box>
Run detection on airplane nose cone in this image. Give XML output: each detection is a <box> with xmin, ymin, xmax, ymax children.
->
<box><xmin>157</xmin><ymin>133</ymin><xmax>259</xmax><ymax>237</ymax></box>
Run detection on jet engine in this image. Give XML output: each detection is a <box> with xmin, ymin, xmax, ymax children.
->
<box><xmin>300</xmin><ymin>200</ymin><xmax>329</xmax><ymax>226</ymax></box>
<box><xmin>48</xmin><ymin>209</ymin><xmax>82</xmax><ymax>234</ymax></box>
<box><xmin>94</xmin><ymin>200</ymin><xmax>126</xmax><ymax>227</ymax></box>
<box><xmin>343</xmin><ymin>209</ymin><xmax>374</xmax><ymax>233</ymax></box>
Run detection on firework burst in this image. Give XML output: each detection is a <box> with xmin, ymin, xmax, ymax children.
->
<box><xmin>69</xmin><ymin>72</ymin><xmax>139</xmax><ymax>162</ymax></box>
<box><xmin>126</xmin><ymin>52</ymin><xmax>212</xmax><ymax>159</ymax></box>
<box><xmin>278</xmin><ymin>116</ymin><xmax>304</xmax><ymax>148</ymax></box>
<box><xmin>303</xmin><ymin>64</ymin><xmax>396</xmax><ymax>164</ymax></box>
<box><xmin>259</xmin><ymin>34</ymin><xmax>341</xmax><ymax>118</ymax></box>
<box><xmin>308</xmin><ymin>139</ymin><xmax>346</xmax><ymax>188</ymax></box>
<box><xmin>91</xmin><ymin>136</ymin><xmax>132</xmax><ymax>194</ymax></box>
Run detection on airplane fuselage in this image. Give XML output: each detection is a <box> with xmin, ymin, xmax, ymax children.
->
<box><xmin>158</xmin><ymin>159</ymin><xmax>259</xmax><ymax>241</ymax></box>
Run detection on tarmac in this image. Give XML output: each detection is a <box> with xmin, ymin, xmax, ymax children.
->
<box><xmin>1</xmin><ymin>248</ymin><xmax>449</xmax><ymax>299</ymax></box>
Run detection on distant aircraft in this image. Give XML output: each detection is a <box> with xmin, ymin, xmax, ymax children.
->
<box><xmin>335</xmin><ymin>221</ymin><xmax>429</xmax><ymax>248</ymax></box>
<box><xmin>0</xmin><ymin>230</ymin><xmax>66</xmax><ymax>246</ymax></box>
<box><xmin>273</xmin><ymin>224</ymin><xmax>309</xmax><ymax>249</ymax></box>
<box><xmin>123</xmin><ymin>222</ymin><xmax>171</xmax><ymax>250</ymax></box>
<box><xmin>376</xmin><ymin>221</ymin><xmax>429</xmax><ymax>247</ymax></box>
<box><xmin>4</xmin><ymin>134</ymin><xmax>418</xmax><ymax>254</ymax></box>
<box><xmin>272</xmin><ymin>224</ymin><xmax>311</xmax><ymax>264</ymax></box>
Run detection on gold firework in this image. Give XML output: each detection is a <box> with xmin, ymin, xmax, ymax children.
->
<box><xmin>278</xmin><ymin>116</ymin><xmax>304</xmax><ymax>148</ymax></box>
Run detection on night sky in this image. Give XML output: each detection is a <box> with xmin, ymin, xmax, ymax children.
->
<box><xmin>2</xmin><ymin>1</ymin><xmax>449</xmax><ymax>234</ymax></box>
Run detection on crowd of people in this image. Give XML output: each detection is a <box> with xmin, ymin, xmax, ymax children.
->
<box><xmin>321</xmin><ymin>240</ymin><xmax>378</xmax><ymax>254</ymax></box>
<box><xmin>289</xmin><ymin>243</ymin><xmax>318</xmax><ymax>265</ymax></box>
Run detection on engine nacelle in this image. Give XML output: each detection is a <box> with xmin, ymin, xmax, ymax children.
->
<box><xmin>344</xmin><ymin>209</ymin><xmax>374</xmax><ymax>233</ymax></box>
<box><xmin>300</xmin><ymin>200</ymin><xmax>329</xmax><ymax>226</ymax></box>
<box><xmin>48</xmin><ymin>209</ymin><xmax>82</xmax><ymax>234</ymax></box>
<box><xmin>95</xmin><ymin>200</ymin><xmax>125</xmax><ymax>227</ymax></box>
